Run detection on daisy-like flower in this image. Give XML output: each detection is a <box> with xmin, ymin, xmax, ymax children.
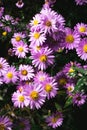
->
<box><xmin>75</xmin><ymin>0</ymin><xmax>87</xmax><ymax>5</ymax></box>
<box><xmin>74</xmin><ymin>23</ymin><xmax>87</xmax><ymax>36</ymax></box>
<box><xmin>11</xmin><ymin>32</ymin><xmax>25</xmax><ymax>46</ymax></box>
<box><xmin>34</xmin><ymin>71</ymin><xmax>49</xmax><ymax>84</ymax></box>
<box><xmin>42</xmin><ymin>77</ymin><xmax>58</xmax><ymax>99</ymax></box>
<box><xmin>12</xmin><ymin>90</ymin><xmax>29</xmax><ymax>108</ymax></box>
<box><xmin>16</xmin><ymin>0</ymin><xmax>24</xmax><ymax>8</ymax></box>
<box><xmin>76</xmin><ymin>38</ymin><xmax>87</xmax><ymax>61</ymax></box>
<box><xmin>13</xmin><ymin>41</ymin><xmax>29</xmax><ymax>58</ymax></box>
<box><xmin>40</xmin><ymin>8</ymin><xmax>58</xmax><ymax>34</ymax></box>
<box><xmin>46</xmin><ymin>111</ymin><xmax>63</xmax><ymax>129</ymax></box>
<box><xmin>4</xmin><ymin>66</ymin><xmax>18</xmax><ymax>84</ymax></box>
<box><xmin>29</xmin><ymin>28</ymin><xmax>46</xmax><ymax>46</ymax></box>
<box><xmin>65</xmin><ymin>83</ymin><xmax>75</xmax><ymax>95</ymax></box>
<box><xmin>0</xmin><ymin>116</ymin><xmax>12</xmax><ymax>130</ymax></box>
<box><xmin>64</xmin><ymin>27</ymin><xmax>80</xmax><ymax>50</ymax></box>
<box><xmin>30</xmin><ymin>47</ymin><xmax>54</xmax><ymax>70</ymax></box>
<box><xmin>19</xmin><ymin>64</ymin><xmax>34</xmax><ymax>81</ymax></box>
<box><xmin>72</xmin><ymin>92</ymin><xmax>87</xmax><ymax>107</ymax></box>
<box><xmin>0</xmin><ymin>57</ymin><xmax>9</xmax><ymax>76</ymax></box>
<box><xmin>29</xmin><ymin>43</ymin><xmax>42</xmax><ymax>53</ymax></box>
<box><xmin>25</xmin><ymin>83</ymin><xmax>46</xmax><ymax>109</ymax></box>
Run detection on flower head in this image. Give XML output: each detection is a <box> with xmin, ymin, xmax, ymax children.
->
<box><xmin>16</xmin><ymin>0</ymin><xmax>24</xmax><ymax>8</ymax></box>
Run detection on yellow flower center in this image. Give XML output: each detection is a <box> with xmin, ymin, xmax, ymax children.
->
<box><xmin>34</xmin><ymin>32</ymin><xmax>40</xmax><ymax>39</ymax></box>
<box><xmin>46</xmin><ymin>20</ymin><xmax>52</xmax><ymax>27</ymax></box>
<box><xmin>0</xmin><ymin>124</ymin><xmax>5</xmax><ymax>130</ymax></box>
<box><xmin>51</xmin><ymin>116</ymin><xmax>60</xmax><ymax>123</ymax></box>
<box><xmin>33</xmin><ymin>19</ymin><xmax>39</xmax><ymax>25</ymax></box>
<box><xmin>65</xmin><ymin>34</ymin><xmax>74</xmax><ymax>43</ymax></box>
<box><xmin>15</xmin><ymin>36</ymin><xmax>21</xmax><ymax>42</ymax></box>
<box><xmin>36</xmin><ymin>46</ymin><xmax>41</xmax><ymax>51</ymax></box>
<box><xmin>39</xmin><ymin>76</ymin><xmax>45</xmax><ymax>81</ymax></box>
<box><xmin>21</xmin><ymin>70</ymin><xmax>28</xmax><ymax>76</ymax></box>
<box><xmin>79</xmin><ymin>26</ymin><xmax>86</xmax><ymax>32</ymax></box>
<box><xmin>18</xmin><ymin>95</ymin><xmax>25</xmax><ymax>102</ymax></box>
<box><xmin>40</xmin><ymin>55</ymin><xmax>47</xmax><ymax>62</ymax></box>
<box><xmin>30</xmin><ymin>91</ymin><xmax>39</xmax><ymax>100</ymax></box>
<box><xmin>45</xmin><ymin>84</ymin><xmax>52</xmax><ymax>92</ymax></box>
<box><xmin>59</xmin><ymin>78</ymin><xmax>66</xmax><ymax>86</ymax></box>
<box><xmin>2</xmin><ymin>31</ymin><xmax>7</xmax><ymax>36</ymax></box>
<box><xmin>7</xmin><ymin>72</ymin><xmax>13</xmax><ymax>79</ymax></box>
<box><xmin>68</xmin><ymin>68</ymin><xmax>75</xmax><ymax>73</ymax></box>
<box><xmin>67</xmin><ymin>86</ymin><xmax>73</xmax><ymax>92</ymax></box>
<box><xmin>83</xmin><ymin>44</ymin><xmax>87</xmax><ymax>53</ymax></box>
<box><xmin>18</xmin><ymin>47</ymin><xmax>24</xmax><ymax>52</ymax></box>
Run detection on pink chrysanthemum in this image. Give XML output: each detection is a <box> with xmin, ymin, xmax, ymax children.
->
<box><xmin>4</xmin><ymin>66</ymin><xmax>18</xmax><ymax>84</ymax></box>
<box><xmin>76</xmin><ymin>38</ymin><xmax>87</xmax><ymax>61</ymax></box>
<box><xmin>29</xmin><ymin>28</ymin><xmax>46</xmax><ymax>46</ymax></box>
<box><xmin>72</xmin><ymin>92</ymin><xmax>87</xmax><ymax>107</ymax></box>
<box><xmin>74</xmin><ymin>23</ymin><xmax>87</xmax><ymax>36</ymax></box>
<box><xmin>25</xmin><ymin>83</ymin><xmax>46</xmax><ymax>109</ymax></box>
<box><xmin>11</xmin><ymin>32</ymin><xmax>25</xmax><ymax>46</ymax></box>
<box><xmin>30</xmin><ymin>47</ymin><xmax>54</xmax><ymax>70</ymax></box>
<box><xmin>0</xmin><ymin>116</ymin><xmax>12</xmax><ymax>130</ymax></box>
<box><xmin>12</xmin><ymin>90</ymin><xmax>29</xmax><ymax>108</ymax></box>
<box><xmin>42</xmin><ymin>77</ymin><xmax>58</xmax><ymax>99</ymax></box>
<box><xmin>46</xmin><ymin>111</ymin><xmax>63</xmax><ymax>129</ymax></box>
<box><xmin>19</xmin><ymin>64</ymin><xmax>34</xmax><ymax>81</ymax></box>
<box><xmin>64</xmin><ymin>27</ymin><xmax>80</xmax><ymax>50</ymax></box>
<box><xmin>0</xmin><ymin>57</ymin><xmax>9</xmax><ymax>76</ymax></box>
<box><xmin>64</xmin><ymin>83</ymin><xmax>75</xmax><ymax>95</ymax></box>
<box><xmin>16</xmin><ymin>0</ymin><xmax>24</xmax><ymax>8</ymax></box>
<box><xmin>13</xmin><ymin>41</ymin><xmax>29</xmax><ymax>58</ymax></box>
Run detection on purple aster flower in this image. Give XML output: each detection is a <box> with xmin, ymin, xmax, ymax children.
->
<box><xmin>64</xmin><ymin>27</ymin><xmax>80</xmax><ymax>50</ymax></box>
<box><xmin>30</xmin><ymin>47</ymin><xmax>54</xmax><ymax>70</ymax></box>
<box><xmin>42</xmin><ymin>77</ymin><xmax>58</xmax><ymax>99</ymax></box>
<box><xmin>0</xmin><ymin>116</ymin><xmax>12</xmax><ymax>130</ymax></box>
<box><xmin>13</xmin><ymin>41</ymin><xmax>29</xmax><ymax>58</ymax></box>
<box><xmin>40</xmin><ymin>8</ymin><xmax>58</xmax><ymax>34</ymax></box>
<box><xmin>29</xmin><ymin>28</ymin><xmax>46</xmax><ymax>46</ymax></box>
<box><xmin>12</xmin><ymin>90</ymin><xmax>29</xmax><ymax>108</ymax></box>
<box><xmin>76</xmin><ymin>38</ymin><xmax>87</xmax><ymax>61</ymax></box>
<box><xmin>0</xmin><ymin>57</ymin><xmax>9</xmax><ymax>76</ymax></box>
<box><xmin>4</xmin><ymin>66</ymin><xmax>18</xmax><ymax>84</ymax></box>
<box><xmin>16</xmin><ymin>0</ymin><xmax>24</xmax><ymax>8</ymax></box>
<box><xmin>0</xmin><ymin>7</ymin><xmax>4</xmax><ymax>18</ymax></box>
<box><xmin>75</xmin><ymin>0</ymin><xmax>87</xmax><ymax>5</ymax></box>
<box><xmin>2</xmin><ymin>14</ymin><xmax>16</xmax><ymax>25</ymax></box>
<box><xmin>72</xmin><ymin>92</ymin><xmax>87</xmax><ymax>107</ymax></box>
<box><xmin>46</xmin><ymin>111</ymin><xmax>63</xmax><ymax>129</ymax></box>
<box><xmin>11</xmin><ymin>32</ymin><xmax>26</xmax><ymax>46</ymax></box>
<box><xmin>34</xmin><ymin>71</ymin><xmax>49</xmax><ymax>84</ymax></box>
<box><xmin>74</xmin><ymin>23</ymin><xmax>87</xmax><ymax>36</ymax></box>
<box><xmin>19</xmin><ymin>64</ymin><xmax>34</xmax><ymax>81</ymax></box>
<box><xmin>83</xmin><ymin>65</ymin><xmax>87</xmax><ymax>70</ymax></box>
<box><xmin>25</xmin><ymin>83</ymin><xmax>46</xmax><ymax>109</ymax></box>
<box><xmin>64</xmin><ymin>83</ymin><xmax>75</xmax><ymax>95</ymax></box>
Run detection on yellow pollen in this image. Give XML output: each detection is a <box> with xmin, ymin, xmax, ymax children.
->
<box><xmin>34</xmin><ymin>32</ymin><xmax>40</xmax><ymax>39</ymax></box>
<box><xmin>45</xmin><ymin>84</ymin><xmax>52</xmax><ymax>92</ymax></box>
<box><xmin>15</xmin><ymin>36</ymin><xmax>21</xmax><ymax>42</ymax></box>
<box><xmin>30</xmin><ymin>91</ymin><xmax>39</xmax><ymax>100</ymax></box>
<box><xmin>67</xmin><ymin>86</ymin><xmax>73</xmax><ymax>92</ymax></box>
<box><xmin>65</xmin><ymin>34</ymin><xmax>74</xmax><ymax>43</ymax></box>
<box><xmin>18</xmin><ymin>95</ymin><xmax>25</xmax><ymax>102</ymax></box>
<box><xmin>21</xmin><ymin>70</ymin><xmax>28</xmax><ymax>76</ymax></box>
<box><xmin>0</xmin><ymin>123</ymin><xmax>5</xmax><ymax>130</ymax></box>
<box><xmin>68</xmin><ymin>68</ymin><xmax>75</xmax><ymax>73</ymax></box>
<box><xmin>18</xmin><ymin>47</ymin><xmax>24</xmax><ymax>52</ymax></box>
<box><xmin>46</xmin><ymin>20</ymin><xmax>52</xmax><ymax>27</ymax></box>
<box><xmin>6</xmin><ymin>72</ymin><xmax>13</xmax><ymax>79</ymax></box>
<box><xmin>83</xmin><ymin>44</ymin><xmax>87</xmax><ymax>53</ymax></box>
<box><xmin>2</xmin><ymin>31</ymin><xmax>7</xmax><ymax>36</ymax></box>
<box><xmin>79</xmin><ymin>26</ymin><xmax>86</xmax><ymax>32</ymax></box>
<box><xmin>33</xmin><ymin>19</ymin><xmax>39</xmax><ymax>25</ymax></box>
<box><xmin>59</xmin><ymin>78</ymin><xmax>66</xmax><ymax>85</ymax></box>
<box><xmin>40</xmin><ymin>55</ymin><xmax>47</xmax><ymax>62</ymax></box>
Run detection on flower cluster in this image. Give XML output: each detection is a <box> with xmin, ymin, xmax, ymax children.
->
<box><xmin>0</xmin><ymin>0</ymin><xmax>87</xmax><ymax>130</ymax></box>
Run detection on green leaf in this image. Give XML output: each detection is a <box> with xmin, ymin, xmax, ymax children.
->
<box><xmin>55</xmin><ymin>103</ymin><xmax>62</xmax><ymax>111</ymax></box>
<box><xmin>64</xmin><ymin>96</ymin><xmax>72</xmax><ymax>108</ymax></box>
